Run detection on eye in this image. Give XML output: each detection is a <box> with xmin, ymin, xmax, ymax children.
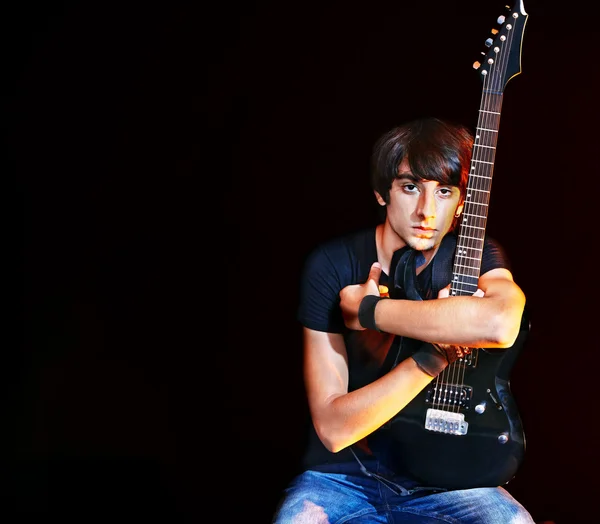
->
<box><xmin>438</xmin><ymin>187</ymin><xmax>455</xmax><ymax>197</ymax></box>
<box><xmin>402</xmin><ymin>183</ymin><xmax>418</xmax><ymax>193</ymax></box>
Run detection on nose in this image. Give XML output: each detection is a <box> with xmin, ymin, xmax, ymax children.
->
<box><xmin>417</xmin><ymin>189</ymin><xmax>436</xmax><ymax>220</ymax></box>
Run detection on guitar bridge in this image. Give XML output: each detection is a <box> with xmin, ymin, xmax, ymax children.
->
<box><xmin>424</xmin><ymin>408</ymin><xmax>469</xmax><ymax>435</ymax></box>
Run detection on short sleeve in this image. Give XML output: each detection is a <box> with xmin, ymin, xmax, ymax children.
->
<box><xmin>481</xmin><ymin>236</ymin><xmax>511</xmax><ymax>275</ymax></box>
<box><xmin>296</xmin><ymin>246</ymin><xmax>347</xmax><ymax>334</ymax></box>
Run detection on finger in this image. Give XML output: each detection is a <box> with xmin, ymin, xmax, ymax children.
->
<box><xmin>473</xmin><ymin>288</ymin><xmax>485</xmax><ymax>297</ymax></box>
<box><xmin>368</xmin><ymin>262</ymin><xmax>382</xmax><ymax>285</ymax></box>
<box><xmin>437</xmin><ymin>284</ymin><xmax>451</xmax><ymax>299</ymax></box>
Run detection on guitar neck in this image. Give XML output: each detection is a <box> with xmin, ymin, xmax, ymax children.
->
<box><xmin>448</xmin><ymin>0</ymin><xmax>527</xmax><ymax>298</ymax></box>
<box><xmin>451</xmin><ymin>92</ymin><xmax>503</xmax><ymax>297</ymax></box>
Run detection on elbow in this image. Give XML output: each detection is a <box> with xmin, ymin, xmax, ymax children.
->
<box><xmin>487</xmin><ymin>300</ymin><xmax>525</xmax><ymax>348</ymax></box>
<box><xmin>490</xmin><ymin>321</ymin><xmax>520</xmax><ymax>348</ymax></box>
<box><xmin>324</xmin><ymin>440</ymin><xmax>348</xmax><ymax>454</ymax></box>
<box><xmin>313</xmin><ymin>421</ymin><xmax>352</xmax><ymax>454</ymax></box>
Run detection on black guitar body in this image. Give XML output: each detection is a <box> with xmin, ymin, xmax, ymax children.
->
<box><xmin>386</xmin><ymin>311</ymin><xmax>529</xmax><ymax>490</ymax></box>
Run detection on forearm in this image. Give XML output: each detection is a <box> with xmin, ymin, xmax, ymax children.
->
<box><xmin>312</xmin><ymin>358</ymin><xmax>432</xmax><ymax>453</ymax></box>
<box><xmin>374</xmin><ymin>282</ymin><xmax>525</xmax><ymax>347</ymax></box>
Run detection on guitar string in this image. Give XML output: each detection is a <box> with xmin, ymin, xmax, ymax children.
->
<box><xmin>437</xmin><ymin>56</ymin><xmax>491</xmax><ymax>415</ymax></box>
<box><xmin>436</xmin><ymin>15</ymin><xmax>518</xmax><ymax>422</ymax></box>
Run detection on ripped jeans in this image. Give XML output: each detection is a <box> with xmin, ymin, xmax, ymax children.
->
<box><xmin>271</xmin><ymin>459</ymin><xmax>534</xmax><ymax>523</ymax></box>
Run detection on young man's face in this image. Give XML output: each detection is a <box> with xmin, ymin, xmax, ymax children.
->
<box><xmin>376</xmin><ymin>157</ymin><xmax>463</xmax><ymax>252</ymax></box>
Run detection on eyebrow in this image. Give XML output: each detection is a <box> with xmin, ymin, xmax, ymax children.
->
<box><xmin>396</xmin><ymin>173</ymin><xmax>420</xmax><ymax>183</ymax></box>
<box><xmin>396</xmin><ymin>173</ymin><xmax>459</xmax><ymax>189</ymax></box>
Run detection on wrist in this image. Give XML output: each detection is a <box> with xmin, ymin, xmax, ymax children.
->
<box><xmin>358</xmin><ymin>295</ymin><xmax>387</xmax><ymax>331</ymax></box>
<box><xmin>411</xmin><ymin>343</ymin><xmax>449</xmax><ymax>377</ymax></box>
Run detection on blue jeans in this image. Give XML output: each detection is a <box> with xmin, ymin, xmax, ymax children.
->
<box><xmin>272</xmin><ymin>459</ymin><xmax>534</xmax><ymax>523</ymax></box>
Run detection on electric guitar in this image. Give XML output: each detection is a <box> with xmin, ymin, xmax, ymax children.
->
<box><xmin>386</xmin><ymin>0</ymin><xmax>530</xmax><ymax>490</ymax></box>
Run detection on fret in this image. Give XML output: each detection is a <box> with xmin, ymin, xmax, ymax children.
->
<box><xmin>476</xmin><ymin>114</ymin><xmax>501</xmax><ymax>130</ymax></box>
<box><xmin>460</xmin><ymin>222</ymin><xmax>487</xmax><ymax>231</ymax></box>
<box><xmin>462</xmin><ymin>212</ymin><xmax>487</xmax><ymax>217</ymax></box>
<box><xmin>473</xmin><ymin>129</ymin><xmax>499</xmax><ymax>147</ymax></box>
<box><xmin>453</xmin><ymin>264</ymin><xmax>482</xmax><ymax>273</ymax></box>
<box><xmin>459</xmin><ymin>225</ymin><xmax>486</xmax><ymax>232</ymax></box>
<box><xmin>465</xmin><ymin>193</ymin><xmax>490</xmax><ymax>200</ymax></box>
<box><xmin>454</xmin><ymin>254</ymin><xmax>484</xmax><ymax>262</ymax></box>
<box><xmin>456</xmin><ymin>257</ymin><xmax>483</xmax><ymax>266</ymax></box>
<box><xmin>458</xmin><ymin>235</ymin><xmax>485</xmax><ymax>243</ymax></box>
<box><xmin>456</xmin><ymin>245</ymin><xmax>482</xmax><ymax>253</ymax></box>
<box><xmin>451</xmin><ymin>277</ymin><xmax>479</xmax><ymax>288</ymax></box>
<box><xmin>460</xmin><ymin>217</ymin><xmax>486</xmax><ymax>225</ymax></box>
<box><xmin>453</xmin><ymin>271</ymin><xmax>480</xmax><ymax>279</ymax></box>
<box><xmin>461</xmin><ymin>218</ymin><xmax>487</xmax><ymax>225</ymax></box>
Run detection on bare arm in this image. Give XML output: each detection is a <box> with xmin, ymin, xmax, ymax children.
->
<box><xmin>303</xmin><ymin>327</ymin><xmax>432</xmax><ymax>453</ymax></box>
<box><xmin>340</xmin><ymin>263</ymin><xmax>526</xmax><ymax>349</ymax></box>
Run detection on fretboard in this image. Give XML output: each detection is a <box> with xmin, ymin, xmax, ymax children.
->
<box><xmin>450</xmin><ymin>92</ymin><xmax>503</xmax><ymax>297</ymax></box>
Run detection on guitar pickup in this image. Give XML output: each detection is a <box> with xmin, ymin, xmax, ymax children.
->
<box><xmin>425</xmin><ymin>383</ymin><xmax>472</xmax><ymax>409</ymax></box>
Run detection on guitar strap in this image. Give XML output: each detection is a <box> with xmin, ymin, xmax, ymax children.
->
<box><xmin>388</xmin><ymin>232</ymin><xmax>458</xmax><ymax>302</ymax></box>
<box><xmin>429</xmin><ymin>233</ymin><xmax>458</xmax><ymax>298</ymax></box>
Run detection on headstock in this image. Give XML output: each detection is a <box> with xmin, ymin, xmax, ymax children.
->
<box><xmin>473</xmin><ymin>0</ymin><xmax>529</xmax><ymax>93</ymax></box>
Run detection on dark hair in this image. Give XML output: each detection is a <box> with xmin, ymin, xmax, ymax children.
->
<box><xmin>370</xmin><ymin>117</ymin><xmax>474</xmax><ymax>205</ymax></box>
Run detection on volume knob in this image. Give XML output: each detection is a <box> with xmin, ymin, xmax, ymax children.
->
<box><xmin>498</xmin><ymin>433</ymin><xmax>509</xmax><ymax>444</ymax></box>
<box><xmin>475</xmin><ymin>402</ymin><xmax>487</xmax><ymax>414</ymax></box>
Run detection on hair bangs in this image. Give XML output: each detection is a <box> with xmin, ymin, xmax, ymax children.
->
<box><xmin>407</xmin><ymin>141</ymin><xmax>463</xmax><ymax>188</ymax></box>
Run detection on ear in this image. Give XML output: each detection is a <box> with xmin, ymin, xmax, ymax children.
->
<box><xmin>455</xmin><ymin>202</ymin><xmax>464</xmax><ymax>217</ymax></box>
<box><xmin>374</xmin><ymin>190</ymin><xmax>386</xmax><ymax>206</ymax></box>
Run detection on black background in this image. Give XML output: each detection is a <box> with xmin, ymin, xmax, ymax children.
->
<box><xmin>4</xmin><ymin>0</ymin><xmax>597</xmax><ymax>522</ymax></box>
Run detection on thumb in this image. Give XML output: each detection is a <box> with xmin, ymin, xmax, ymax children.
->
<box><xmin>368</xmin><ymin>262</ymin><xmax>382</xmax><ymax>285</ymax></box>
<box><xmin>437</xmin><ymin>284</ymin><xmax>451</xmax><ymax>299</ymax></box>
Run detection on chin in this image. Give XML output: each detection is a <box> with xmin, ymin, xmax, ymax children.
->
<box><xmin>408</xmin><ymin>240</ymin><xmax>434</xmax><ymax>252</ymax></box>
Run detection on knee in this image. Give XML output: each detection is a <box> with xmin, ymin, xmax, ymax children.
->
<box><xmin>273</xmin><ymin>498</ymin><xmax>330</xmax><ymax>524</ymax></box>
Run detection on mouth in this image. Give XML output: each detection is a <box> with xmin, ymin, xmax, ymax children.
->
<box><xmin>413</xmin><ymin>226</ymin><xmax>436</xmax><ymax>237</ymax></box>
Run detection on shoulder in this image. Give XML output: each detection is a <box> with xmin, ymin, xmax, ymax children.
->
<box><xmin>303</xmin><ymin>226</ymin><xmax>377</xmax><ymax>276</ymax></box>
<box><xmin>298</xmin><ymin>227</ymin><xmax>377</xmax><ymax>333</ymax></box>
<box><xmin>482</xmin><ymin>234</ymin><xmax>511</xmax><ymax>273</ymax></box>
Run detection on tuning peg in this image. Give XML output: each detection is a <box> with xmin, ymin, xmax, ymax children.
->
<box><xmin>491</xmin><ymin>28</ymin><xmax>499</xmax><ymax>35</ymax></box>
<box><xmin>497</xmin><ymin>15</ymin><xmax>505</xmax><ymax>24</ymax></box>
<box><xmin>473</xmin><ymin>61</ymin><xmax>481</xmax><ymax>69</ymax></box>
<box><xmin>485</xmin><ymin>38</ymin><xmax>494</xmax><ymax>47</ymax></box>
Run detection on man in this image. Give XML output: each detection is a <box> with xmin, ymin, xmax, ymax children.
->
<box><xmin>272</xmin><ymin>117</ymin><xmax>534</xmax><ymax>523</ymax></box>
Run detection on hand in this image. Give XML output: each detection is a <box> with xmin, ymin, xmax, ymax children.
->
<box><xmin>339</xmin><ymin>262</ymin><xmax>383</xmax><ymax>330</ymax></box>
<box><xmin>437</xmin><ymin>284</ymin><xmax>485</xmax><ymax>299</ymax></box>
<box><xmin>434</xmin><ymin>343</ymin><xmax>470</xmax><ymax>364</ymax></box>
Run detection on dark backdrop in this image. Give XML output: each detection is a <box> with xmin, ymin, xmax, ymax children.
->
<box><xmin>5</xmin><ymin>0</ymin><xmax>597</xmax><ymax>522</ymax></box>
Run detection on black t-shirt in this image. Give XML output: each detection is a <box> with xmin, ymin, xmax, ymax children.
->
<box><xmin>296</xmin><ymin>226</ymin><xmax>510</xmax><ymax>470</ymax></box>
